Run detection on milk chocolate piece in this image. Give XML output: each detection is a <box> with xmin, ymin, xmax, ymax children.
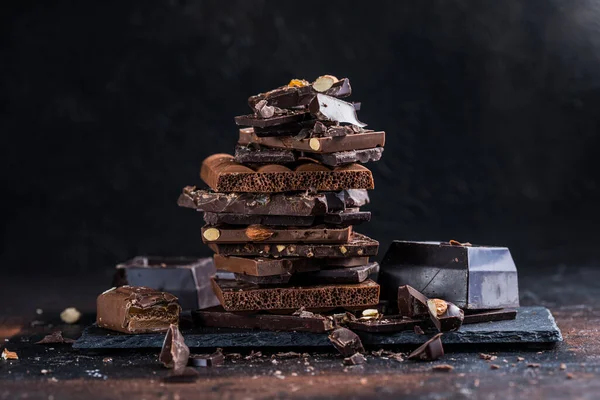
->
<box><xmin>208</xmin><ymin>232</ymin><xmax>379</xmax><ymax>258</ymax></box>
<box><xmin>200</xmin><ymin>154</ymin><xmax>374</xmax><ymax>193</ymax></box>
<box><xmin>299</xmin><ymin>263</ymin><xmax>379</xmax><ymax>284</ymax></box>
<box><xmin>178</xmin><ymin>186</ymin><xmax>329</xmax><ymax>216</ymax></box>
<box><xmin>114</xmin><ymin>256</ymin><xmax>218</xmax><ymax>311</ymax></box>
<box><xmin>211</xmin><ymin>278</ymin><xmax>380</xmax><ymax>312</ymax></box>
<box><xmin>309</xmin><ymin>94</ymin><xmax>366</xmax><ymax>127</ymax></box>
<box><xmin>328</xmin><ymin>327</ymin><xmax>365</xmax><ymax>356</ymax></box>
<box><xmin>234</xmin><ymin>110</ymin><xmax>311</xmax><ymax>128</ymax></box>
<box><xmin>427</xmin><ymin>299</ymin><xmax>465</xmax><ymax>332</ymax></box>
<box><xmin>201</xmin><ymin>224</ymin><xmax>352</xmax><ymax>244</ymax></box>
<box><xmin>398</xmin><ymin>285</ymin><xmax>430</xmax><ymax>318</ymax></box>
<box><xmin>160</xmin><ymin>324</ymin><xmax>190</xmax><ymax>371</ymax></box>
<box><xmin>213</xmin><ymin>254</ymin><xmax>369</xmax><ymax>276</ymax></box>
<box><xmin>407</xmin><ymin>333</ymin><xmax>444</xmax><ymax>361</ymax></box>
<box><xmin>239</xmin><ymin>128</ymin><xmax>385</xmax><ymax>154</ymax></box>
<box><xmin>96</xmin><ymin>286</ymin><xmax>180</xmax><ymax>334</ymax></box>
<box><xmin>190</xmin><ymin>351</ymin><xmax>224</xmax><ymax>367</ymax></box>
<box><xmin>192</xmin><ymin>307</ymin><xmax>335</xmax><ymax>333</ymax></box>
<box><xmin>234</xmin><ymin>145</ymin><xmax>297</xmax><ymax>164</ymax></box>
<box><xmin>308</xmin><ymin>148</ymin><xmax>384</xmax><ymax>166</ymax></box>
<box><xmin>247</xmin><ymin>78</ymin><xmax>351</xmax><ymax>109</ymax></box>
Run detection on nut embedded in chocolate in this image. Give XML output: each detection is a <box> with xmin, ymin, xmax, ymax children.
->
<box><xmin>407</xmin><ymin>333</ymin><xmax>444</xmax><ymax>361</ymax></box>
<box><xmin>328</xmin><ymin>327</ymin><xmax>365</xmax><ymax>357</ymax></box>
<box><xmin>427</xmin><ymin>299</ymin><xmax>464</xmax><ymax>332</ymax></box>
<box><xmin>160</xmin><ymin>324</ymin><xmax>190</xmax><ymax>371</ymax></box>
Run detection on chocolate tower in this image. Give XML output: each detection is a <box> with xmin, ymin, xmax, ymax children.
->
<box><xmin>178</xmin><ymin>75</ymin><xmax>385</xmax><ymax>313</ymax></box>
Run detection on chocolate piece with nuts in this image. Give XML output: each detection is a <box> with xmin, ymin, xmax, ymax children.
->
<box><xmin>427</xmin><ymin>298</ymin><xmax>465</xmax><ymax>332</ymax></box>
<box><xmin>407</xmin><ymin>333</ymin><xmax>445</xmax><ymax>361</ymax></box>
<box><xmin>328</xmin><ymin>327</ymin><xmax>365</xmax><ymax>357</ymax></box>
<box><xmin>201</xmin><ymin>224</ymin><xmax>352</xmax><ymax>244</ymax></box>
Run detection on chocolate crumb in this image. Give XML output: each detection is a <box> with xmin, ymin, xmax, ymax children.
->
<box><xmin>432</xmin><ymin>364</ymin><xmax>454</xmax><ymax>372</ymax></box>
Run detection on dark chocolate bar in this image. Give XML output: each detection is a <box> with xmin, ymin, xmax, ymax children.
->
<box><xmin>239</xmin><ymin>128</ymin><xmax>385</xmax><ymax>154</ymax></box>
<box><xmin>200</xmin><ymin>154</ymin><xmax>374</xmax><ymax>192</ymax></box>
<box><xmin>234</xmin><ymin>145</ymin><xmax>297</xmax><ymax>164</ymax></box>
<box><xmin>307</xmin><ymin>148</ymin><xmax>383</xmax><ymax>166</ymax></box>
<box><xmin>322</xmin><ymin>209</ymin><xmax>371</xmax><ymax>226</ymax></box>
<box><xmin>96</xmin><ymin>286</ymin><xmax>181</xmax><ymax>334</ymax></box>
<box><xmin>201</xmin><ymin>224</ymin><xmax>352</xmax><ymax>244</ymax></box>
<box><xmin>203</xmin><ymin>209</ymin><xmax>370</xmax><ymax>227</ymax></box>
<box><xmin>407</xmin><ymin>333</ymin><xmax>444</xmax><ymax>361</ymax></box>
<box><xmin>211</xmin><ymin>278</ymin><xmax>380</xmax><ymax>312</ymax></box>
<box><xmin>234</xmin><ymin>110</ymin><xmax>311</xmax><ymax>128</ymax></box>
<box><xmin>232</xmin><ymin>272</ymin><xmax>293</xmax><ymax>285</ymax></box>
<box><xmin>208</xmin><ymin>232</ymin><xmax>379</xmax><ymax>258</ymax></box>
<box><xmin>114</xmin><ymin>256</ymin><xmax>218</xmax><ymax>311</ymax></box>
<box><xmin>192</xmin><ymin>307</ymin><xmax>335</xmax><ymax>333</ymax></box>
<box><xmin>328</xmin><ymin>327</ymin><xmax>365</xmax><ymax>356</ymax></box>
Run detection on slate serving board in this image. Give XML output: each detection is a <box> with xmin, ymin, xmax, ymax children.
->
<box><xmin>73</xmin><ymin>306</ymin><xmax>561</xmax><ymax>350</ymax></box>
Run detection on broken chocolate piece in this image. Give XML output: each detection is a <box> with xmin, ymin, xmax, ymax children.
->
<box><xmin>211</xmin><ymin>278</ymin><xmax>380</xmax><ymax>312</ymax></box>
<box><xmin>200</xmin><ymin>154</ymin><xmax>374</xmax><ymax>193</ymax></box>
<box><xmin>328</xmin><ymin>327</ymin><xmax>365</xmax><ymax>357</ymax></box>
<box><xmin>407</xmin><ymin>333</ymin><xmax>444</xmax><ymax>361</ymax></box>
<box><xmin>297</xmin><ymin>263</ymin><xmax>379</xmax><ymax>284</ymax></box>
<box><xmin>427</xmin><ymin>299</ymin><xmax>464</xmax><ymax>332</ymax></box>
<box><xmin>322</xmin><ymin>209</ymin><xmax>371</xmax><ymax>226</ymax></box>
<box><xmin>114</xmin><ymin>256</ymin><xmax>218</xmax><ymax>311</ymax></box>
<box><xmin>398</xmin><ymin>285</ymin><xmax>430</xmax><ymax>318</ymax></box>
<box><xmin>203</xmin><ymin>210</ymin><xmax>370</xmax><ymax>227</ymax></box>
<box><xmin>233</xmin><ymin>272</ymin><xmax>293</xmax><ymax>285</ymax></box>
<box><xmin>192</xmin><ymin>307</ymin><xmax>334</xmax><ymax>333</ymax></box>
<box><xmin>234</xmin><ymin>110</ymin><xmax>311</xmax><ymax>128</ymax></box>
<box><xmin>309</xmin><ymin>94</ymin><xmax>366</xmax><ymax>127</ymax></box>
<box><xmin>96</xmin><ymin>286</ymin><xmax>180</xmax><ymax>334</ymax></box>
<box><xmin>160</xmin><ymin>324</ymin><xmax>190</xmax><ymax>371</ymax></box>
<box><xmin>178</xmin><ymin>187</ymin><xmax>329</xmax><ymax>216</ymax></box>
<box><xmin>234</xmin><ymin>145</ymin><xmax>297</xmax><ymax>164</ymax></box>
<box><xmin>208</xmin><ymin>232</ymin><xmax>379</xmax><ymax>258</ymax></box>
<box><xmin>238</xmin><ymin>128</ymin><xmax>385</xmax><ymax>154</ymax></box>
<box><xmin>190</xmin><ymin>351</ymin><xmax>224</xmax><ymax>367</ymax></box>
<box><xmin>432</xmin><ymin>364</ymin><xmax>454</xmax><ymax>372</ymax></box>
<box><xmin>213</xmin><ymin>255</ymin><xmax>320</xmax><ymax>276</ymax></box>
<box><xmin>344</xmin><ymin>353</ymin><xmax>367</xmax><ymax>365</ymax></box>
<box><xmin>35</xmin><ymin>331</ymin><xmax>76</xmax><ymax>345</ymax></box>
<box><xmin>308</xmin><ymin>148</ymin><xmax>384</xmax><ymax>166</ymax></box>
<box><xmin>201</xmin><ymin>224</ymin><xmax>352</xmax><ymax>244</ymax></box>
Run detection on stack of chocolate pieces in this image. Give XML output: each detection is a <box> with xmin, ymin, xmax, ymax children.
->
<box><xmin>178</xmin><ymin>75</ymin><xmax>385</xmax><ymax>314</ymax></box>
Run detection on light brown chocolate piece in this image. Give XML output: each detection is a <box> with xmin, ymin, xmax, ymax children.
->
<box><xmin>201</xmin><ymin>224</ymin><xmax>352</xmax><ymax>244</ymax></box>
<box><xmin>213</xmin><ymin>254</ymin><xmax>370</xmax><ymax>276</ymax></box>
<box><xmin>211</xmin><ymin>278</ymin><xmax>380</xmax><ymax>312</ymax></box>
<box><xmin>96</xmin><ymin>286</ymin><xmax>180</xmax><ymax>334</ymax></box>
<box><xmin>200</xmin><ymin>154</ymin><xmax>374</xmax><ymax>193</ymax></box>
<box><xmin>238</xmin><ymin>128</ymin><xmax>385</xmax><ymax>154</ymax></box>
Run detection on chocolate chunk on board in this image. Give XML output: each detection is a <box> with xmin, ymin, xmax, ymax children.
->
<box><xmin>239</xmin><ymin>128</ymin><xmax>385</xmax><ymax>154</ymax></box>
<box><xmin>328</xmin><ymin>327</ymin><xmax>365</xmax><ymax>356</ymax></box>
<box><xmin>247</xmin><ymin>78</ymin><xmax>352</xmax><ymax>109</ymax></box>
<box><xmin>407</xmin><ymin>333</ymin><xmax>444</xmax><ymax>361</ymax></box>
<box><xmin>427</xmin><ymin>299</ymin><xmax>465</xmax><ymax>332</ymax></box>
<box><xmin>398</xmin><ymin>285</ymin><xmax>430</xmax><ymax>318</ymax></box>
<box><xmin>114</xmin><ymin>256</ymin><xmax>218</xmax><ymax>311</ymax></box>
<box><xmin>160</xmin><ymin>324</ymin><xmax>190</xmax><ymax>371</ymax></box>
<box><xmin>214</xmin><ymin>254</ymin><xmax>370</xmax><ymax>276</ymax></box>
<box><xmin>307</xmin><ymin>148</ymin><xmax>384</xmax><ymax>167</ymax></box>
<box><xmin>234</xmin><ymin>145</ymin><xmax>297</xmax><ymax>164</ymax></box>
<box><xmin>234</xmin><ymin>110</ymin><xmax>311</xmax><ymax>128</ymax></box>
<box><xmin>201</xmin><ymin>224</ymin><xmax>352</xmax><ymax>244</ymax></box>
<box><xmin>200</xmin><ymin>154</ymin><xmax>374</xmax><ymax>193</ymax></box>
<box><xmin>192</xmin><ymin>307</ymin><xmax>335</xmax><ymax>333</ymax></box>
<box><xmin>211</xmin><ymin>278</ymin><xmax>380</xmax><ymax>312</ymax></box>
<box><xmin>190</xmin><ymin>351</ymin><xmax>224</xmax><ymax>367</ymax></box>
<box><xmin>297</xmin><ymin>263</ymin><xmax>380</xmax><ymax>284</ymax></box>
<box><xmin>177</xmin><ymin>187</ymin><xmax>328</xmax><ymax>216</ymax></box>
<box><xmin>208</xmin><ymin>232</ymin><xmax>379</xmax><ymax>258</ymax></box>
<box><xmin>96</xmin><ymin>286</ymin><xmax>180</xmax><ymax>334</ymax></box>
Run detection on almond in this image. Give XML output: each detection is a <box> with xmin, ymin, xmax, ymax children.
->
<box><xmin>313</xmin><ymin>75</ymin><xmax>339</xmax><ymax>92</ymax></box>
<box><xmin>245</xmin><ymin>225</ymin><xmax>274</xmax><ymax>241</ymax></box>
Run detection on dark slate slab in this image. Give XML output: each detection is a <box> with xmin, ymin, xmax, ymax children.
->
<box><xmin>73</xmin><ymin>306</ymin><xmax>561</xmax><ymax>350</ymax></box>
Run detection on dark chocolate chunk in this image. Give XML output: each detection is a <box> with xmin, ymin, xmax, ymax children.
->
<box><xmin>328</xmin><ymin>327</ymin><xmax>365</xmax><ymax>357</ymax></box>
<box><xmin>234</xmin><ymin>145</ymin><xmax>297</xmax><ymax>164</ymax></box>
<box><xmin>398</xmin><ymin>285</ymin><xmax>430</xmax><ymax>318</ymax></box>
<box><xmin>208</xmin><ymin>232</ymin><xmax>379</xmax><ymax>258</ymax></box>
<box><xmin>407</xmin><ymin>333</ymin><xmax>444</xmax><ymax>361</ymax></box>
<box><xmin>308</xmin><ymin>147</ymin><xmax>384</xmax><ymax>166</ymax></box>
<box><xmin>160</xmin><ymin>324</ymin><xmax>190</xmax><ymax>371</ymax></box>
<box><xmin>178</xmin><ymin>186</ymin><xmax>328</xmax><ymax>216</ymax></box>
<box><xmin>96</xmin><ymin>286</ymin><xmax>180</xmax><ymax>334</ymax></box>
<box><xmin>200</xmin><ymin>154</ymin><xmax>374</xmax><ymax>193</ymax></box>
<box><xmin>189</xmin><ymin>351</ymin><xmax>224</xmax><ymax>367</ymax></box>
<box><xmin>192</xmin><ymin>307</ymin><xmax>335</xmax><ymax>333</ymax></box>
<box><xmin>211</xmin><ymin>278</ymin><xmax>380</xmax><ymax>313</ymax></box>
<box><xmin>322</xmin><ymin>209</ymin><xmax>371</xmax><ymax>226</ymax></box>
<box><xmin>115</xmin><ymin>256</ymin><xmax>218</xmax><ymax>311</ymax></box>
<box><xmin>427</xmin><ymin>299</ymin><xmax>465</xmax><ymax>332</ymax></box>
<box><xmin>325</xmin><ymin>189</ymin><xmax>370</xmax><ymax>209</ymax></box>
<box><xmin>35</xmin><ymin>331</ymin><xmax>76</xmax><ymax>345</ymax></box>
<box><xmin>309</xmin><ymin>94</ymin><xmax>366</xmax><ymax>127</ymax></box>
<box><xmin>234</xmin><ymin>110</ymin><xmax>311</xmax><ymax>128</ymax></box>
<box><xmin>299</xmin><ymin>263</ymin><xmax>379</xmax><ymax>284</ymax></box>
<box><xmin>201</xmin><ymin>224</ymin><xmax>352</xmax><ymax>244</ymax></box>
<box><xmin>344</xmin><ymin>353</ymin><xmax>367</xmax><ymax>365</ymax></box>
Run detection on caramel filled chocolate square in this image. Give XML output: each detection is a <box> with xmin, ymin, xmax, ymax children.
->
<box><xmin>96</xmin><ymin>286</ymin><xmax>181</xmax><ymax>334</ymax></box>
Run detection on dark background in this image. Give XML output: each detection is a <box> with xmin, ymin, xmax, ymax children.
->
<box><xmin>2</xmin><ymin>0</ymin><xmax>599</xmax><ymax>281</ymax></box>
